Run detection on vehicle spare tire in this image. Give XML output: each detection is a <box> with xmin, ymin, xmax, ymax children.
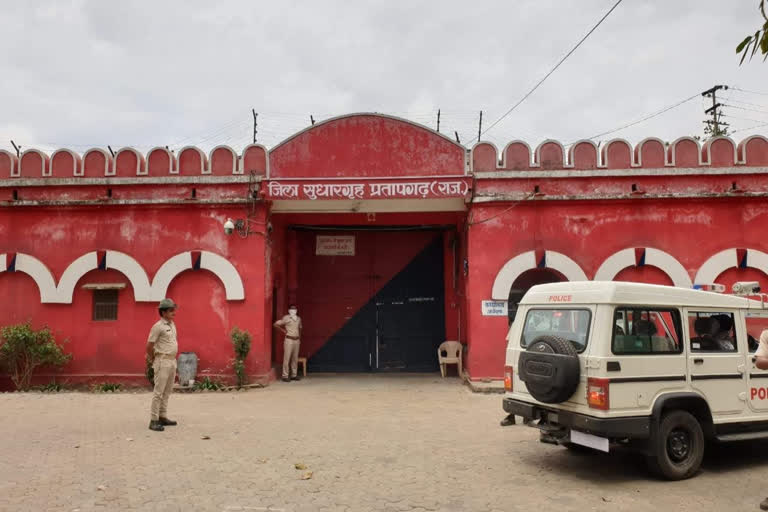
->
<box><xmin>518</xmin><ymin>335</ymin><xmax>580</xmax><ymax>404</ymax></box>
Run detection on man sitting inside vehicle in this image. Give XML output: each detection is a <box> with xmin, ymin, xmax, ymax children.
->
<box><xmin>692</xmin><ymin>317</ymin><xmax>718</xmax><ymax>351</ymax></box>
<box><xmin>710</xmin><ymin>314</ymin><xmax>735</xmax><ymax>351</ymax></box>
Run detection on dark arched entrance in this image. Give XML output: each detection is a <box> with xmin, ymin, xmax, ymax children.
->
<box><xmin>507</xmin><ymin>268</ymin><xmax>566</xmax><ymax>324</ymax></box>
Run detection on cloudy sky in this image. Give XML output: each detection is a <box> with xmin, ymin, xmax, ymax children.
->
<box><xmin>1</xmin><ymin>0</ymin><xmax>766</xmax><ymax>155</ymax></box>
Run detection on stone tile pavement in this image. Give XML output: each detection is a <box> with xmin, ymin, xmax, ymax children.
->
<box><xmin>1</xmin><ymin>374</ymin><xmax>767</xmax><ymax>511</ymax></box>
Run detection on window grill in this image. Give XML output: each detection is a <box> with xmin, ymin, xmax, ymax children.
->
<box><xmin>92</xmin><ymin>289</ymin><xmax>119</xmax><ymax>321</ymax></box>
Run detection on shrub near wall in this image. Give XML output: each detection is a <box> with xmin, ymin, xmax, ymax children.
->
<box><xmin>0</xmin><ymin>322</ymin><xmax>71</xmax><ymax>391</ymax></box>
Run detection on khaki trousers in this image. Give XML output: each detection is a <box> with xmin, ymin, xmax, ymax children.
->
<box><xmin>282</xmin><ymin>338</ymin><xmax>300</xmax><ymax>378</ymax></box>
<box><xmin>150</xmin><ymin>358</ymin><xmax>176</xmax><ymax>421</ymax></box>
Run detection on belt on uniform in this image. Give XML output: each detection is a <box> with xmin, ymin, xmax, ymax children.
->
<box><xmin>285</xmin><ymin>335</ymin><xmax>300</xmax><ymax>340</ymax></box>
<box><xmin>155</xmin><ymin>354</ymin><xmax>177</xmax><ymax>360</ymax></box>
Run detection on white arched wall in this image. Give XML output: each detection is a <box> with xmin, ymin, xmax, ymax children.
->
<box><xmin>2</xmin><ymin>250</ymin><xmax>245</xmax><ymax>304</ymax></box>
<box><xmin>150</xmin><ymin>250</ymin><xmax>245</xmax><ymax>301</ymax></box>
<box><xmin>0</xmin><ymin>253</ymin><xmax>59</xmax><ymax>303</ymax></box>
<box><xmin>56</xmin><ymin>252</ymin><xmax>99</xmax><ymax>302</ymax></box>
<box><xmin>593</xmin><ymin>248</ymin><xmax>692</xmax><ymax>288</ymax></box>
<box><xmin>491</xmin><ymin>250</ymin><xmax>587</xmax><ymax>300</ymax></box>
<box><xmin>695</xmin><ymin>248</ymin><xmax>768</xmax><ymax>284</ymax></box>
<box><xmin>105</xmin><ymin>251</ymin><xmax>153</xmax><ymax>301</ymax></box>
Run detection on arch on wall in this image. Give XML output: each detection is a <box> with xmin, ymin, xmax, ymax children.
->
<box><xmin>83</xmin><ymin>148</ymin><xmax>113</xmax><ymax>176</ymax></box>
<box><xmin>0</xmin><ymin>253</ymin><xmax>59</xmax><ymax>302</ymax></box>
<box><xmin>50</xmin><ymin>149</ymin><xmax>82</xmax><ymax>177</ymax></box>
<box><xmin>20</xmin><ymin>149</ymin><xmax>50</xmax><ymax>177</ymax></box>
<box><xmin>5</xmin><ymin>249</ymin><xmax>245</xmax><ymax>304</ymax></box>
<box><xmin>594</xmin><ymin>248</ymin><xmax>692</xmax><ymax>288</ymax></box>
<box><xmin>55</xmin><ymin>250</ymin><xmax>152</xmax><ymax>302</ymax></box>
<box><xmin>695</xmin><ymin>248</ymin><xmax>768</xmax><ymax>284</ymax></box>
<box><xmin>151</xmin><ymin>250</ymin><xmax>245</xmax><ymax>301</ymax></box>
<box><xmin>491</xmin><ymin>250</ymin><xmax>588</xmax><ymax>300</ymax></box>
<box><xmin>104</xmin><ymin>250</ymin><xmax>152</xmax><ymax>301</ymax></box>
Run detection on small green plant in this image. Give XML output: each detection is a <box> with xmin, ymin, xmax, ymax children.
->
<box><xmin>0</xmin><ymin>322</ymin><xmax>71</xmax><ymax>391</ymax></box>
<box><xmin>94</xmin><ymin>382</ymin><xmax>122</xmax><ymax>393</ymax></box>
<box><xmin>230</xmin><ymin>327</ymin><xmax>252</xmax><ymax>389</ymax></box>
<box><xmin>35</xmin><ymin>381</ymin><xmax>65</xmax><ymax>392</ymax></box>
<box><xmin>194</xmin><ymin>376</ymin><xmax>224</xmax><ymax>391</ymax></box>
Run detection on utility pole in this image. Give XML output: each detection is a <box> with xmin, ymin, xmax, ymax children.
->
<box><xmin>252</xmin><ymin>109</ymin><xmax>258</xmax><ymax>143</ymax></box>
<box><xmin>477</xmin><ymin>111</ymin><xmax>483</xmax><ymax>143</ymax></box>
<box><xmin>436</xmin><ymin>109</ymin><xmax>441</xmax><ymax>133</ymax></box>
<box><xmin>454</xmin><ymin>131</ymin><xmax>460</xmax><ymax>144</ymax></box>
<box><xmin>310</xmin><ymin>115</ymin><xmax>315</xmax><ymax>125</ymax></box>
<box><xmin>701</xmin><ymin>85</ymin><xmax>729</xmax><ymax>137</ymax></box>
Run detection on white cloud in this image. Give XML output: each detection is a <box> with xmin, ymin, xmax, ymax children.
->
<box><xmin>0</xmin><ymin>0</ymin><xmax>765</xmax><ymax>155</ymax></box>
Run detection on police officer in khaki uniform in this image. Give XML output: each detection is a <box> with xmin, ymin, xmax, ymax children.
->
<box><xmin>274</xmin><ymin>304</ymin><xmax>302</xmax><ymax>382</ymax></box>
<box><xmin>146</xmin><ymin>298</ymin><xmax>179</xmax><ymax>432</ymax></box>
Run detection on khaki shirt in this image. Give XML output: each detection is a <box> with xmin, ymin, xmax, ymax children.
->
<box><xmin>148</xmin><ymin>319</ymin><xmax>178</xmax><ymax>357</ymax></box>
<box><xmin>757</xmin><ymin>330</ymin><xmax>768</xmax><ymax>358</ymax></box>
<box><xmin>275</xmin><ymin>315</ymin><xmax>302</xmax><ymax>339</ymax></box>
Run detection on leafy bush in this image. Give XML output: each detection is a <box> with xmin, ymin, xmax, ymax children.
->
<box><xmin>94</xmin><ymin>382</ymin><xmax>122</xmax><ymax>393</ymax></box>
<box><xmin>230</xmin><ymin>327</ymin><xmax>252</xmax><ymax>388</ymax></box>
<box><xmin>194</xmin><ymin>376</ymin><xmax>224</xmax><ymax>391</ymax></box>
<box><xmin>0</xmin><ymin>322</ymin><xmax>71</xmax><ymax>391</ymax></box>
<box><xmin>231</xmin><ymin>327</ymin><xmax>251</xmax><ymax>360</ymax></box>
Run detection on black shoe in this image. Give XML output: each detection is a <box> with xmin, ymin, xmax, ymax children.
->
<box><xmin>148</xmin><ymin>420</ymin><xmax>165</xmax><ymax>432</ymax></box>
<box><xmin>291</xmin><ymin>376</ymin><xmax>302</xmax><ymax>381</ymax></box>
<box><xmin>159</xmin><ymin>417</ymin><xmax>177</xmax><ymax>426</ymax></box>
<box><xmin>281</xmin><ymin>377</ymin><xmax>291</xmax><ymax>382</ymax></box>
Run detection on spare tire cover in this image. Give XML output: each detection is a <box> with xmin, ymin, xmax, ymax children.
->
<box><xmin>518</xmin><ymin>335</ymin><xmax>581</xmax><ymax>404</ymax></box>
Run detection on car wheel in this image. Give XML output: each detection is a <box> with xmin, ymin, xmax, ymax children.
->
<box><xmin>646</xmin><ymin>410</ymin><xmax>704</xmax><ymax>480</ymax></box>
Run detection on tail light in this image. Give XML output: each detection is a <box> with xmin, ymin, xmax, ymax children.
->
<box><xmin>587</xmin><ymin>377</ymin><xmax>610</xmax><ymax>410</ymax></box>
<box><xmin>504</xmin><ymin>365</ymin><xmax>513</xmax><ymax>392</ymax></box>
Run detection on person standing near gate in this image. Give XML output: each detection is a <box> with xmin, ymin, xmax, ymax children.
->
<box><xmin>146</xmin><ymin>298</ymin><xmax>179</xmax><ymax>432</ymax></box>
<box><xmin>274</xmin><ymin>304</ymin><xmax>302</xmax><ymax>382</ymax></box>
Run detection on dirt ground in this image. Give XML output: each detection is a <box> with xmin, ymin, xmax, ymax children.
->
<box><xmin>1</xmin><ymin>374</ymin><xmax>767</xmax><ymax>512</ymax></box>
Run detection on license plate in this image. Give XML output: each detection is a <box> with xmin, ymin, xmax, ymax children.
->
<box><xmin>570</xmin><ymin>430</ymin><xmax>609</xmax><ymax>452</ymax></box>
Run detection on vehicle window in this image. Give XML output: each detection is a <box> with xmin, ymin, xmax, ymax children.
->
<box><xmin>745</xmin><ymin>313</ymin><xmax>768</xmax><ymax>353</ymax></box>
<box><xmin>612</xmin><ymin>308</ymin><xmax>682</xmax><ymax>354</ymax></box>
<box><xmin>521</xmin><ymin>308</ymin><xmax>591</xmax><ymax>353</ymax></box>
<box><xmin>688</xmin><ymin>311</ymin><xmax>737</xmax><ymax>352</ymax></box>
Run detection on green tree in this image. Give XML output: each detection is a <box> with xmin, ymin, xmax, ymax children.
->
<box><xmin>0</xmin><ymin>322</ymin><xmax>71</xmax><ymax>391</ymax></box>
<box><xmin>737</xmin><ymin>0</ymin><xmax>768</xmax><ymax>64</ymax></box>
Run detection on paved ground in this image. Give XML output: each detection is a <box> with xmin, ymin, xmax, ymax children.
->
<box><xmin>1</xmin><ymin>375</ymin><xmax>768</xmax><ymax>512</ymax></box>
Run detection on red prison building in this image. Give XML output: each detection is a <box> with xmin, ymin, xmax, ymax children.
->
<box><xmin>1</xmin><ymin>114</ymin><xmax>768</xmax><ymax>387</ymax></box>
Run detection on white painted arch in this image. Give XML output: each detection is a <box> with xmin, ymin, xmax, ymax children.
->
<box><xmin>491</xmin><ymin>250</ymin><xmax>588</xmax><ymax>300</ymax></box>
<box><xmin>695</xmin><ymin>248</ymin><xmax>768</xmax><ymax>284</ymax></box>
<box><xmin>593</xmin><ymin>248</ymin><xmax>692</xmax><ymax>288</ymax></box>
<box><xmin>0</xmin><ymin>253</ymin><xmax>59</xmax><ymax>303</ymax></box>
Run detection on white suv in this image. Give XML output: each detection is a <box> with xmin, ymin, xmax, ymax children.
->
<box><xmin>502</xmin><ymin>281</ymin><xmax>768</xmax><ymax>480</ymax></box>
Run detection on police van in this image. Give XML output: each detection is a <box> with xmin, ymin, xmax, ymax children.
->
<box><xmin>502</xmin><ymin>281</ymin><xmax>768</xmax><ymax>480</ymax></box>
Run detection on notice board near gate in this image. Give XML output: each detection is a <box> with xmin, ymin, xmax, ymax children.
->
<box><xmin>316</xmin><ymin>235</ymin><xmax>355</xmax><ymax>256</ymax></box>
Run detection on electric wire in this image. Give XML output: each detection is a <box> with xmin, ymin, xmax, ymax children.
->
<box><xmin>479</xmin><ymin>0</ymin><xmax>625</xmax><ymax>142</ymax></box>
<box><xmin>566</xmin><ymin>93</ymin><xmax>699</xmax><ymax>145</ymax></box>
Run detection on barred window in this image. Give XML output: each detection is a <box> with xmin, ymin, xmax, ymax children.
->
<box><xmin>92</xmin><ymin>289</ymin><xmax>119</xmax><ymax>321</ymax></box>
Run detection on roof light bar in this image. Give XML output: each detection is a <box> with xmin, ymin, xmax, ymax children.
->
<box><xmin>692</xmin><ymin>283</ymin><xmax>726</xmax><ymax>293</ymax></box>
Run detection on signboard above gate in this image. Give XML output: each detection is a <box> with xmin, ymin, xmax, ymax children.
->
<box><xmin>265</xmin><ymin>178</ymin><xmax>471</xmax><ymax>201</ymax></box>
<box><xmin>316</xmin><ymin>235</ymin><xmax>355</xmax><ymax>256</ymax></box>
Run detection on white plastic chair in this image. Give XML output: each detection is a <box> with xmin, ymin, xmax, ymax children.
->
<box><xmin>437</xmin><ymin>341</ymin><xmax>463</xmax><ymax>377</ymax></box>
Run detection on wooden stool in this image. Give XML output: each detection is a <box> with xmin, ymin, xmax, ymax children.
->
<box><xmin>297</xmin><ymin>357</ymin><xmax>307</xmax><ymax>377</ymax></box>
